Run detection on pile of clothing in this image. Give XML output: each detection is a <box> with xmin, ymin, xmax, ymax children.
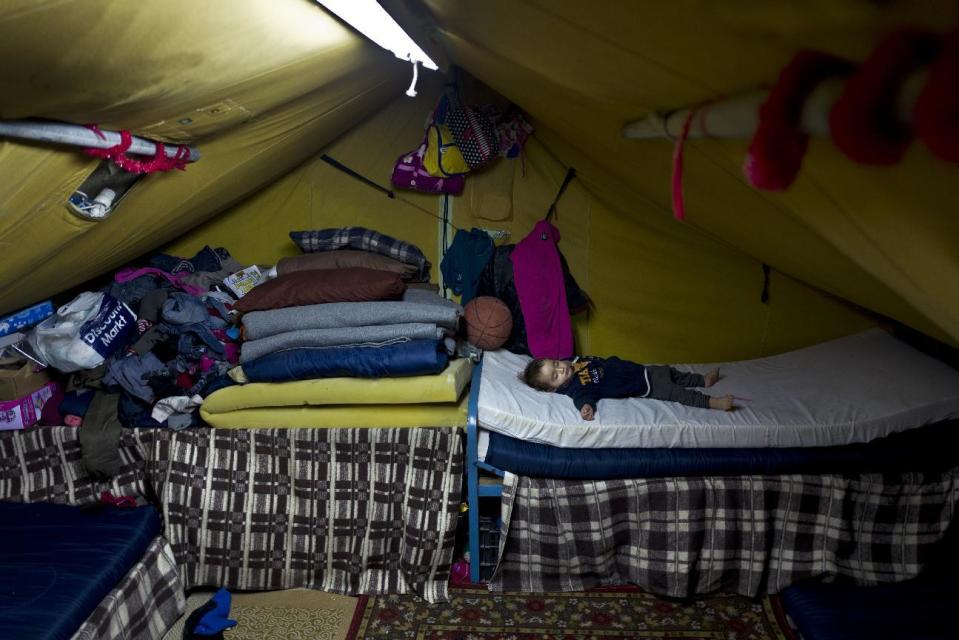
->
<box><xmin>230</xmin><ymin>227</ymin><xmax>462</xmax><ymax>385</ymax></box>
<box><xmin>30</xmin><ymin>246</ymin><xmax>245</xmax><ymax>429</ymax></box>
<box><xmin>24</xmin><ymin>246</ymin><xmax>248</xmax><ymax>475</ymax></box>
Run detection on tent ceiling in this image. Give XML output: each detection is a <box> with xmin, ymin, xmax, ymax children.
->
<box><xmin>417</xmin><ymin>0</ymin><xmax>959</xmax><ymax>345</ymax></box>
<box><xmin>0</xmin><ymin>0</ymin><xmax>407</xmax><ymax>312</ymax></box>
<box><xmin>0</xmin><ymin>0</ymin><xmax>957</xmax><ymax>349</ymax></box>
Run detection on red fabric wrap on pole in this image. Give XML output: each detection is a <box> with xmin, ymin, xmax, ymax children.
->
<box><xmin>829</xmin><ymin>29</ymin><xmax>942</xmax><ymax>165</ymax></box>
<box><xmin>744</xmin><ymin>51</ymin><xmax>854</xmax><ymax>191</ymax></box>
<box><xmin>915</xmin><ymin>29</ymin><xmax>959</xmax><ymax>162</ymax></box>
<box><xmin>83</xmin><ymin>124</ymin><xmax>191</xmax><ymax>174</ymax></box>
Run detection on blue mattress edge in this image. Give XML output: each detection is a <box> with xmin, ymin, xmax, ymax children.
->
<box><xmin>483</xmin><ymin>420</ymin><xmax>959</xmax><ymax>479</ymax></box>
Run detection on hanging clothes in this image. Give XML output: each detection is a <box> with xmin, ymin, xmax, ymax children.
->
<box><xmin>475</xmin><ymin>244</ymin><xmax>588</xmax><ymax>356</ymax></box>
<box><xmin>440</xmin><ymin>228</ymin><xmax>494</xmax><ymax>305</ymax></box>
<box><xmin>509</xmin><ymin>220</ymin><xmax>573</xmax><ymax>359</ymax></box>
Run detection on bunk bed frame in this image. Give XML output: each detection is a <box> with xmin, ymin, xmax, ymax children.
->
<box><xmin>465</xmin><ymin>358</ymin><xmax>505</xmax><ymax>583</ymax></box>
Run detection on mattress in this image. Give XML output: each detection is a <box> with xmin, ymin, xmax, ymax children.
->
<box><xmin>202</xmin><ymin>359</ymin><xmax>472</xmax><ymax>428</ymax></box>
<box><xmin>207</xmin><ymin>358</ymin><xmax>472</xmax><ymax>411</ymax></box>
<box><xmin>200</xmin><ymin>358</ymin><xmax>473</xmax><ymax>429</ymax></box>
<box><xmin>0</xmin><ymin>502</ymin><xmax>160</xmax><ymax>640</ymax></box>
<box><xmin>201</xmin><ymin>393</ymin><xmax>468</xmax><ymax>428</ymax></box>
<box><xmin>480</xmin><ymin>419</ymin><xmax>959</xmax><ymax>478</ymax></box>
<box><xmin>478</xmin><ymin>330</ymin><xmax>959</xmax><ymax>449</ymax></box>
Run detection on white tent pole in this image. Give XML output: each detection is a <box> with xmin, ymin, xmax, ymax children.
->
<box><xmin>0</xmin><ymin>120</ymin><xmax>201</xmax><ymax>162</ymax></box>
<box><xmin>622</xmin><ymin>70</ymin><xmax>928</xmax><ymax>140</ymax></box>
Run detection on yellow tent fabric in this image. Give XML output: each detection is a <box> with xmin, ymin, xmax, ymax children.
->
<box><xmin>1</xmin><ymin>0</ymin><xmax>956</xmax><ymax>363</ymax></box>
<box><xmin>0</xmin><ymin>0</ymin><xmax>408</xmax><ymax>311</ymax></box>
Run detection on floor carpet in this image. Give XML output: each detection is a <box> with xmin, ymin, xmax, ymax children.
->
<box><xmin>162</xmin><ymin>588</ymin><xmax>358</xmax><ymax>640</ymax></box>
<box><xmin>347</xmin><ymin>586</ymin><xmax>795</xmax><ymax>639</ymax></box>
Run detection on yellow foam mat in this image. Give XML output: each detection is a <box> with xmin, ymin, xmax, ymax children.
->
<box><xmin>204</xmin><ymin>359</ymin><xmax>472</xmax><ymax>414</ymax></box>
<box><xmin>201</xmin><ymin>393</ymin><xmax>468</xmax><ymax>429</ymax></box>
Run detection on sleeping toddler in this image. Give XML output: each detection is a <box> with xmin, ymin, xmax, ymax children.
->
<box><xmin>521</xmin><ymin>356</ymin><xmax>734</xmax><ymax>420</ymax></box>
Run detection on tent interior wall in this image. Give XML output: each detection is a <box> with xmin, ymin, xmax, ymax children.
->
<box><xmin>7</xmin><ymin>0</ymin><xmax>956</xmax><ymax>362</ymax></box>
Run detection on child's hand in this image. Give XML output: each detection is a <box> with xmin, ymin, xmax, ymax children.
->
<box><xmin>580</xmin><ymin>404</ymin><xmax>595</xmax><ymax>420</ymax></box>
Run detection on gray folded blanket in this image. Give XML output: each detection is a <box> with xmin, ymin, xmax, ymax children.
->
<box><xmin>240</xmin><ymin>322</ymin><xmax>445</xmax><ymax>362</ymax></box>
<box><xmin>242</xmin><ymin>291</ymin><xmax>461</xmax><ymax>340</ymax></box>
<box><xmin>402</xmin><ymin>288</ymin><xmax>463</xmax><ymax>311</ymax></box>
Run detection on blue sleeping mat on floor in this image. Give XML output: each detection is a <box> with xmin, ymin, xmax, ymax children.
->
<box><xmin>0</xmin><ymin>501</ymin><xmax>160</xmax><ymax>640</ymax></box>
<box><xmin>483</xmin><ymin>419</ymin><xmax>959</xmax><ymax>479</ymax></box>
<box><xmin>781</xmin><ymin>575</ymin><xmax>956</xmax><ymax>640</ymax></box>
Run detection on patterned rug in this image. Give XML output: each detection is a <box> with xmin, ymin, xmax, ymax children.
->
<box><xmin>347</xmin><ymin>586</ymin><xmax>795</xmax><ymax>639</ymax></box>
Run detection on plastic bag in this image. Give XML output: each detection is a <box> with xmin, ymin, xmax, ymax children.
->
<box><xmin>28</xmin><ymin>292</ymin><xmax>136</xmax><ymax>372</ymax></box>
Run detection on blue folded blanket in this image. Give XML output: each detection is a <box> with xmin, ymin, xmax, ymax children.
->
<box><xmin>240</xmin><ymin>339</ymin><xmax>449</xmax><ymax>383</ymax></box>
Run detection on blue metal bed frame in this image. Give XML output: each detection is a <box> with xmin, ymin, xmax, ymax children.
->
<box><xmin>465</xmin><ymin>357</ymin><xmax>505</xmax><ymax>583</ymax></box>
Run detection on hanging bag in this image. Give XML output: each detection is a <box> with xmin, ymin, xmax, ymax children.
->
<box><xmin>446</xmin><ymin>104</ymin><xmax>500</xmax><ymax>169</ymax></box>
<box><xmin>390</xmin><ymin>80</ymin><xmax>475</xmax><ymax>193</ymax></box>
<box><xmin>424</xmin><ymin>123</ymin><xmax>470</xmax><ymax>177</ymax></box>
<box><xmin>391</xmin><ymin>138</ymin><xmax>465</xmax><ymax>195</ymax></box>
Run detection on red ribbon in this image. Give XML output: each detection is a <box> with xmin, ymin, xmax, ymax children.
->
<box><xmin>83</xmin><ymin>124</ymin><xmax>190</xmax><ymax>174</ymax></box>
<box><xmin>670</xmin><ymin>107</ymin><xmax>698</xmax><ymax>221</ymax></box>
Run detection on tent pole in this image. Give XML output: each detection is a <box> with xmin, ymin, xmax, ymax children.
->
<box><xmin>621</xmin><ymin>70</ymin><xmax>927</xmax><ymax>140</ymax></box>
<box><xmin>0</xmin><ymin>119</ymin><xmax>201</xmax><ymax>162</ymax></box>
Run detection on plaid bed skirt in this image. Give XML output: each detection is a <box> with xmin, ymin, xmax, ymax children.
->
<box><xmin>0</xmin><ymin>426</ymin><xmax>146</xmax><ymax>504</ymax></box>
<box><xmin>132</xmin><ymin>427</ymin><xmax>463</xmax><ymax>603</ymax></box>
<box><xmin>70</xmin><ymin>536</ymin><xmax>186</xmax><ymax>640</ymax></box>
<box><xmin>491</xmin><ymin>469</ymin><xmax>959</xmax><ymax>598</ymax></box>
<box><xmin>1</xmin><ymin>426</ymin><xmax>463</xmax><ymax>603</ymax></box>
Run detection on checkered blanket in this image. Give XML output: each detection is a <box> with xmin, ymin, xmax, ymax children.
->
<box><xmin>0</xmin><ymin>426</ymin><xmax>146</xmax><ymax>504</ymax></box>
<box><xmin>131</xmin><ymin>427</ymin><xmax>462</xmax><ymax>603</ymax></box>
<box><xmin>491</xmin><ymin>470</ymin><xmax>959</xmax><ymax>598</ymax></box>
<box><xmin>70</xmin><ymin>536</ymin><xmax>186</xmax><ymax>640</ymax></box>
<box><xmin>290</xmin><ymin>226</ymin><xmax>431</xmax><ymax>279</ymax></box>
<box><xmin>2</xmin><ymin>426</ymin><xmax>463</xmax><ymax>603</ymax></box>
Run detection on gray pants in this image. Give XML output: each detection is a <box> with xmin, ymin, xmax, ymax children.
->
<box><xmin>646</xmin><ymin>366</ymin><xmax>709</xmax><ymax>409</ymax></box>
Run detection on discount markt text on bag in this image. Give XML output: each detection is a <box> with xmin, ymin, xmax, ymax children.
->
<box><xmin>28</xmin><ymin>292</ymin><xmax>136</xmax><ymax>372</ymax></box>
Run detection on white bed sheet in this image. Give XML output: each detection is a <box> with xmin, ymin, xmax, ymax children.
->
<box><xmin>477</xmin><ymin>330</ymin><xmax>959</xmax><ymax>449</ymax></box>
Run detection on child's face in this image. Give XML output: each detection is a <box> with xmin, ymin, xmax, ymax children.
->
<box><xmin>537</xmin><ymin>359</ymin><xmax>574</xmax><ymax>390</ymax></box>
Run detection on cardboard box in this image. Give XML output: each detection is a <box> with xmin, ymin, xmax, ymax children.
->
<box><xmin>0</xmin><ymin>357</ymin><xmax>51</xmax><ymax>401</ymax></box>
<box><xmin>0</xmin><ymin>381</ymin><xmax>58</xmax><ymax>431</ymax></box>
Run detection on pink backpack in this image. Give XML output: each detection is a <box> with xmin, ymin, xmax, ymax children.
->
<box><xmin>391</xmin><ymin>138</ymin><xmax>465</xmax><ymax>195</ymax></box>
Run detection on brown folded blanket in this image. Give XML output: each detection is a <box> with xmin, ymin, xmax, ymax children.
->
<box><xmin>235</xmin><ymin>267</ymin><xmax>406</xmax><ymax>313</ymax></box>
<box><xmin>277</xmin><ymin>250</ymin><xmax>419</xmax><ymax>279</ymax></box>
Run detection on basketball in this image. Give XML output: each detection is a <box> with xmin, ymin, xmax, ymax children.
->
<box><xmin>463</xmin><ymin>296</ymin><xmax>513</xmax><ymax>350</ymax></box>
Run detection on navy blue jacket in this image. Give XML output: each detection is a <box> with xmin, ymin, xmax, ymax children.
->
<box><xmin>556</xmin><ymin>356</ymin><xmax>649</xmax><ymax>411</ymax></box>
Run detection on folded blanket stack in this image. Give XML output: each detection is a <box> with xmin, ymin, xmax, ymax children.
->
<box><xmin>232</xmin><ymin>228</ymin><xmax>463</xmax><ymax>384</ymax></box>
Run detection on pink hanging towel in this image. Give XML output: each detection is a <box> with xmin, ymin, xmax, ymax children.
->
<box><xmin>510</xmin><ymin>220</ymin><xmax>573</xmax><ymax>359</ymax></box>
